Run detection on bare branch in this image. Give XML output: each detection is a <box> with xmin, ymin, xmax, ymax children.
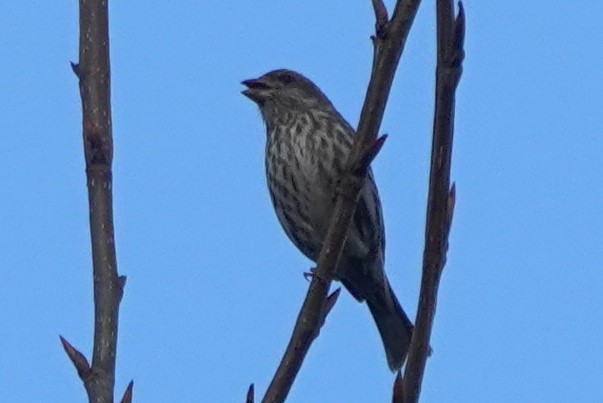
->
<box><xmin>402</xmin><ymin>1</ymin><xmax>465</xmax><ymax>401</ymax></box>
<box><xmin>62</xmin><ymin>0</ymin><xmax>127</xmax><ymax>401</ymax></box>
<box><xmin>260</xmin><ymin>1</ymin><xmax>422</xmax><ymax>401</ymax></box>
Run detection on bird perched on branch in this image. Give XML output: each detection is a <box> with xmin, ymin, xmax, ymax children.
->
<box><xmin>242</xmin><ymin>69</ymin><xmax>413</xmax><ymax>371</ymax></box>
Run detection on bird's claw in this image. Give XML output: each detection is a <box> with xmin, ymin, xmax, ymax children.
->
<box><xmin>303</xmin><ymin>268</ymin><xmax>316</xmax><ymax>282</ymax></box>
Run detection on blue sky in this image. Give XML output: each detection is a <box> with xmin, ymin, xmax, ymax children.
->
<box><xmin>1</xmin><ymin>1</ymin><xmax>602</xmax><ymax>402</ymax></box>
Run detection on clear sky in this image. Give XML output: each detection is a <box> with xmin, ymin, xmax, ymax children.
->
<box><xmin>1</xmin><ymin>1</ymin><xmax>602</xmax><ymax>402</ymax></box>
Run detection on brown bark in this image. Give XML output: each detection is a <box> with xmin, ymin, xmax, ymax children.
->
<box><xmin>61</xmin><ymin>1</ymin><xmax>131</xmax><ymax>401</ymax></box>
<box><xmin>401</xmin><ymin>1</ymin><xmax>465</xmax><ymax>402</ymax></box>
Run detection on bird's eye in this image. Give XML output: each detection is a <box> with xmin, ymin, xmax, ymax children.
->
<box><xmin>280</xmin><ymin>73</ymin><xmax>294</xmax><ymax>84</ymax></box>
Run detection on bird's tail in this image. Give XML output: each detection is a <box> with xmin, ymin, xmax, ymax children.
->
<box><xmin>365</xmin><ymin>279</ymin><xmax>414</xmax><ymax>371</ymax></box>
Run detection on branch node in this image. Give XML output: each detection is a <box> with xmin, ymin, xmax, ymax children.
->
<box><xmin>312</xmin><ymin>287</ymin><xmax>342</xmax><ymax>340</ymax></box>
<box><xmin>83</xmin><ymin>119</ymin><xmax>111</xmax><ymax>166</ymax></box>
<box><xmin>447</xmin><ymin>183</ymin><xmax>456</xmax><ymax>231</ymax></box>
<box><xmin>70</xmin><ymin>62</ymin><xmax>80</xmax><ymax>78</ymax></box>
<box><xmin>118</xmin><ymin>275</ymin><xmax>127</xmax><ymax>290</ymax></box>
<box><xmin>60</xmin><ymin>336</ymin><xmax>91</xmax><ymax>380</ymax></box>
<box><xmin>354</xmin><ymin>134</ymin><xmax>388</xmax><ymax>176</ymax></box>
<box><xmin>371</xmin><ymin>0</ymin><xmax>389</xmax><ymax>38</ymax></box>
<box><xmin>451</xmin><ymin>3</ymin><xmax>466</xmax><ymax>69</ymax></box>
<box><xmin>323</xmin><ymin>288</ymin><xmax>341</xmax><ymax>318</ymax></box>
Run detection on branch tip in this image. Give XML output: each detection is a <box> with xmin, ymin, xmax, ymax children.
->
<box><xmin>447</xmin><ymin>183</ymin><xmax>456</xmax><ymax>229</ymax></box>
<box><xmin>70</xmin><ymin>62</ymin><xmax>80</xmax><ymax>78</ymax></box>
<box><xmin>118</xmin><ymin>275</ymin><xmax>127</xmax><ymax>289</ymax></box>
<box><xmin>246</xmin><ymin>383</ymin><xmax>255</xmax><ymax>403</ymax></box>
<box><xmin>452</xmin><ymin>2</ymin><xmax>466</xmax><ymax>68</ymax></box>
<box><xmin>371</xmin><ymin>0</ymin><xmax>389</xmax><ymax>36</ymax></box>
<box><xmin>324</xmin><ymin>287</ymin><xmax>341</xmax><ymax>316</ymax></box>
<box><xmin>456</xmin><ymin>1</ymin><xmax>465</xmax><ymax>23</ymax></box>
<box><xmin>317</xmin><ymin>288</ymin><xmax>341</xmax><ymax>332</ymax></box>
<box><xmin>392</xmin><ymin>370</ymin><xmax>404</xmax><ymax>403</ymax></box>
<box><xmin>59</xmin><ymin>335</ymin><xmax>91</xmax><ymax>380</ymax></box>
<box><xmin>374</xmin><ymin>133</ymin><xmax>388</xmax><ymax>152</ymax></box>
<box><xmin>355</xmin><ymin>134</ymin><xmax>388</xmax><ymax>175</ymax></box>
<box><xmin>454</xmin><ymin>30</ymin><xmax>465</xmax><ymax>53</ymax></box>
<box><xmin>120</xmin><ymin>381</ymin><xmax>134</xmax><ymax>403</ymax></box>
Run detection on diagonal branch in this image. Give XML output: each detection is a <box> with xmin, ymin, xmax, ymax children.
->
<box><xmin>62</xmin><ymin>1</ymin><xmax>127</xmax><ymax>401</ymax></box>
<box><xmin>402</xmin><ymin>1</ymin><xmax>465</xmax><ymax>402</ymax></box>
<box><xmin>260</xmin><ymin>1</ymin><xmax>422</xmax><ymax>402</ymax></box>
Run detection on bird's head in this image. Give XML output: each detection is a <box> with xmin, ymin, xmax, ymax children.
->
<box><xmin>242</xmin><ymin>69</ymin><xmax>332</xmax><ymax>122</ymax></box>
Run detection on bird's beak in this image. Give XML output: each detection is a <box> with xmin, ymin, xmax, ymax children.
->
<box><xmin>241</xmin><ymin>77</ymin><xmax>271</xmax><ymax>105</ymax></box>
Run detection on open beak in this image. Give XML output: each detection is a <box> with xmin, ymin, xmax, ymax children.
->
<box><xmin>241</xmin><ymin>77</ymin><xmax>271</xmax><ymax>104</ymax></box>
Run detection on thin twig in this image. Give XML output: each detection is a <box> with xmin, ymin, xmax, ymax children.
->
<box><xmin>62</xmin><ymin>1</ymin><xmax>126</xmax><ymax>401</ymax></box>
<box><xmin>260</xmin><ymin>1</ymin><xmax>422</xmax><ymax>402</ymax></box>
<box><xmin>401</xmin><ymin>1</ymin><xmax>465</xmax><ymax>402</ymax></box>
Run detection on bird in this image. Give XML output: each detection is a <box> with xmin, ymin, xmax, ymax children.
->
<box><xmin>241</xmin><ymin>69</ymin><xmax>413</xmax><ymax>371</ymax></box>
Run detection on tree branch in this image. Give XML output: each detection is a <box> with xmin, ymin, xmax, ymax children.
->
<box><xmin>260</xmin><ymin>1</ymin><xmax>422</xmax><ymax>402</ymax></box>
<box><xmin>62</xmin><ymin>0</ymin><xmax>127</xmax><ymax>401</ymax></box>
<box><xmin>401</xmin><ymin>1</ymin><xmax>465</xmax><ymax>402</ymax></box>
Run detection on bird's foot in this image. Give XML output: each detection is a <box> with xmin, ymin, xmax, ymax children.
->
<box><xmin>303</xmin><ymin>267</ymin><xmax>317</xmax><ymax>282</ymax></box>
